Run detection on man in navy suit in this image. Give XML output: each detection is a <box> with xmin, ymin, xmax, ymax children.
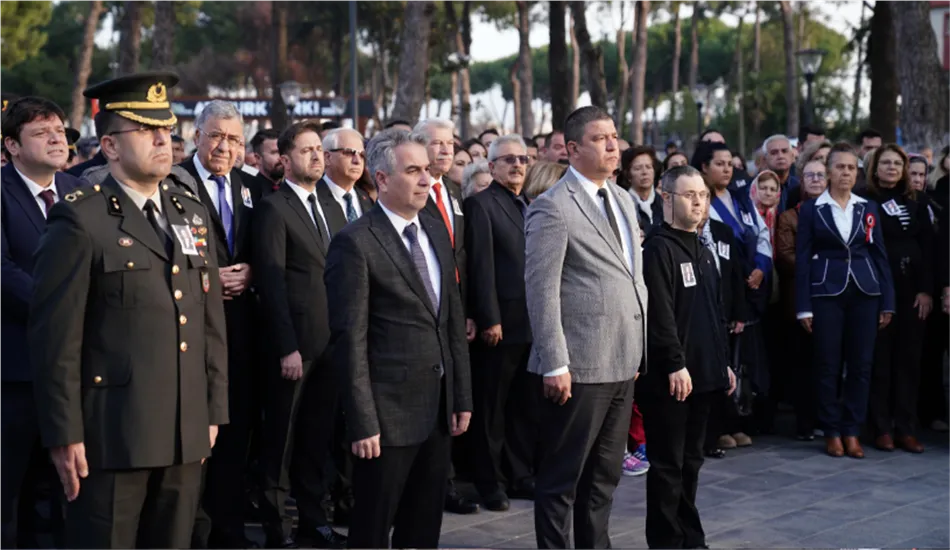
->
<box><xmin>1</xmin><ymin>96</ymin><xmax>83</xmax><ymax>547</ymax></box>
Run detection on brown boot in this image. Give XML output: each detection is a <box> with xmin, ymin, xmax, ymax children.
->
<box><xmin>843</xmin><ymin>436</ymin><xmax>865</xmax><ymax>459</ymax></box>
<box><xmin>825</xmin><ymin>436</ymin><xmax>844</xmax><ymax>457</ymax></box>
<box><xmin>874</xmin><ymin>434</ymin><xmax>895</xmax><ymax>451</ymax></box>
<box><xmin>897</xmin><ymin>435</ymin><xmax>925</xmax><ymax>454</ymax></box>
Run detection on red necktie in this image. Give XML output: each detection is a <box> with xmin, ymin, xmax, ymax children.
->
<box><xmin>432</xmin><ymin>181</ymin><xmax>459</xmax><ymax>283</ymax></box>
<box><xmin>38</xmin><ymin>189</ymin><xmax>55</xmax><ymax>216</ymax></box>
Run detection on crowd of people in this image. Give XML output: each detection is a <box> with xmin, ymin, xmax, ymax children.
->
<box><xmin>1</xmin><ymin>68</ymin><xmax>948</xmax><ymax>550</ymax></box>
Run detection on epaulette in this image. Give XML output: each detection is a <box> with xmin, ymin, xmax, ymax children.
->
<box><xmin>162</xmin><ymin>180</ymin><xmax>202</xmax><ymax>205</ymax></box>
<box><xmin>62</xmin><ymin>183</ymin><xmax>104</xmax><ymax>205</ymax></box>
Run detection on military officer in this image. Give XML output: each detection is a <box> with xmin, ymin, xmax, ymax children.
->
<box><xmin>28</xmin><ymin>72</ymin><xmax>229</xmax><ymax>549</ymax></box>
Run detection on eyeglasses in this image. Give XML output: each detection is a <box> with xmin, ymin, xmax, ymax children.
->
<box><xmin>669</xmin><ymin>190</ymin><xmax>710</xmax><ymax>202</ymax></box>
<box><xmin>803</xmin><ymin>171</ymin><xmax>826</xmax><ymax>181</ymax></box>
<box><xmin>329</xmin><ymin>147</ymin><xmax>365</xmax><ymax>160</ymax></box>
<box><xmin>492</xmin><ymin>155</ymin><xmax>530</xmax><ymax>165</ymax></box>
<box><xmin>202</xmin><ymin>130</ymin><xmax>245</xmax><ymax>149</ymax></box>
<box><xmin>109</xmin><ymin>126</ymin><xmax>173</xmax><ymax>138</ymax></box>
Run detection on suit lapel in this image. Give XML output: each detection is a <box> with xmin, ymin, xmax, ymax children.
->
<box><xmin>422</xmin><ymin>213</ymin><xmax>452</xmax><ymax>320</ymax></box>
<box><xmin>566</xmin><ymin>176</ymin><xmax>628</xmax><ymax>269</ymax></box>
<box><xmin>103</xmin><ymin>177</ymin><xmax>169</xmax><ymax>261</ymax></box>
<box><xmin>282</xmin><ymin>184</ymin><xmax>326</xmax><ymax>254</ymax></box>
<box><xmin>187</xmin><ymin>160</ymin><xmax>228</xmax><ymax>247</ymax></box>
<box><xmin>229</xmin><ymin>169</ymin><xmax>244</xmax><ymax>254</ymax></box>
<box><xmin>357</xmin><ymin>188</ymin><xmax>374</xmax><ymax>213</ymax></box>
<box><xmin>368</xmin><ymin>208</ymin><xmax>438</xmax><ymax>319</ymax></box>
<box><xmin>609</xmin><ymin>183</ymin><xmax>637</xmax><ymax>276</ymax></box>
<box><xmin>54</xmin><ymin>173</ymin><xmax>80</xmax><ymax>197</ymax></box>
<box><xmin>3</xmin><ymin>165</ymin><xmax>45</xmax><ymax>234</ymax></box>
<box><xmin>316</xmin><ymin>178</ymin><xmax>348</xmax><ymax>236</ymax></box>
<box><xmin>847</xmin><ymin>201</ymin><xmax>866</xmax><ymax>246</ymax></box>
<box><xmin>816</xmin><ymin>203</ymin><xmax>845</xmax><ymax>246</ymax></box>
<box><xmin>490</xmin><ymin>183</ymin><xmax>525</xmax><ymax>234</ymax></box>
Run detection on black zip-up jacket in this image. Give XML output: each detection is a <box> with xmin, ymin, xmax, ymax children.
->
<box><xmin>641</xmin><ymin>223</ymin><xmax>730</xmax><ymax>394</ymax></box>
<box><xmin>861</xmin><ymin>186</ymin><xmax>934</xmax><ymax>298</ymax></box>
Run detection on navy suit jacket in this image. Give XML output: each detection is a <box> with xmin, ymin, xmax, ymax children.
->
<box><xmin>794</xmin><ymin>195</ymin><xmax>896</xmax><ymax>317</ymax></box>
<box><xmin>1</xmin><ymin>163</ymin><xmax>83</xmax><ymax>381</ymax></box>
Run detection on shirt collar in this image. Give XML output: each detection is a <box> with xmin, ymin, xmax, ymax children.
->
<box><xmin>324</xmin><ymin>175</ymin><xmax>354</xmax><ymax>201</ymax></box>
<box><xmin>116</xmin><ymin>180</ymin><xmax>162</xmax><ymax>214</ymax></box>
<box><xmin>631</xmin><ymin>186</ymin><xmax>656</xmax><ymax>207</ymax></box>
<box><xmin>285</xmin><ymin>179</ymin><xmax>316</xmax><ymax>203</ymax></box>
<box><xmin>816</xmin><ymin>189</ymin><xmax>866</xmax><ymax>209</ymax></box>
<box><xmin>377</xmin><ymin>199</ymin><xmax>419</xmax><ymax>237</ymax></box>
<box><xmin>570</xmin><ymin>166</ymin><xmax>610</xmax><ymax>201</ymax></box>
<box><xmin>195</xmin><ymin>155</ymin><xmax>231</xmax><ymax>186</ymax></box>
<box><xmin>15</xmin><ymin>166</ymin><xmax>55</xmax><ymax>198</ymax></box>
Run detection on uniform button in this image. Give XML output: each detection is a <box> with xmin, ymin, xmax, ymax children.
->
<box><xmin>179</xmin><ymin>315</ymin><xmax>187</xmax><ymax>325</ymax></box>
<box><xmin>634</xmin><ymin>314</ymin><xmax>642</xmax><ymax>321</ymax></box>
<box><xmin>172</xmin><ymin>265</ymin><xmax>180</xmax><ymax>275</ymax></box>
<box><xmin>174</xmin><ymin>289</ymin><xmax>183</xmax><ymax>300</ymax></box>
<box><xmin>180</xmin><ymin>342</ymin><xmax>188</xmax><ymax>352</ymax></box>
<box><xmin>93</xmin><ymin>376</ymin><xmax>102</xmax><ymax>384</ymax></box>
<box><xmin>432</xmin><ymin>365</ymin><xmax>441</xmax><ymax>372</ymax></box>
<box><xmin>126</xmin><ymin>261</ymin><xmax>135</xmax><ymax>269</ymax></box>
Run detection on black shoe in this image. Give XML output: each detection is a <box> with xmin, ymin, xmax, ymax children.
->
<box><xmin>264</xmin><ymin>536</ymin><xmax>298</xmax><ymax>549</ymax></box>
<box><xmin>796</xmin><ymin>432</ymin><xmax>815</xmax><ymax>441</ymax></box>
<box><xmin>331</xmin><ymin>501</ymin><xmax>352</xmax><ymax>526</ymax></box>
<box><xmin>445</xmin><ymin>491</ymin><xmax>479</xmax><ymax>514</ymax></box>
<box><xmin>508</xmin><ymin>477</ymin><xmax>536</xmax><ymax>500</ymax></box>
<box><xmin>296</xmin><ymin>526</ymin><xmax>347</xmax><ymax>549</ymax></box>
<box><xmin>704</xmin><ymin>448</ymin><xmax>726</xmax><ymax>459</ymax></box>
<box><xmin>483</xmin><ymin>490</ymin><xmax>510</xmax><ymax>512</ymax></box>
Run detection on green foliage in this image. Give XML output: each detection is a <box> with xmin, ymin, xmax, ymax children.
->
<box><xmin>1</xmin><ymin>1</ymin><xmax>53</xmax><ymax>68</ymax></box>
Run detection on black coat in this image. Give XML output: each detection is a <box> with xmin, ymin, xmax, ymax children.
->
<box><xmin>423</xmin><ymin>177</ymin><xmax>468</xmax><ymax>307</ymax></box>
<box><xmin>707</xmin><ymin>219</ymin><xmax>749</xmax><ymax>324</ymax></box>
<box><xmin>862</xmin><ymin>186</ymin><xmax>934</xmax><ymax>299</ymax></box>
<box><xmin>315</xmin><ymin>176</ymin><xmax>374</xmax><ymax>237</ymax></box>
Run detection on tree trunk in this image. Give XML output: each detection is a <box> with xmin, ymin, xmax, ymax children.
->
<box><xmin>117</xmin><ymin>1</ymin><xmax>142</xmax><ymax>75</ymax></box>
<box><xmin>893</xmin><ymin>1</ymin><xmax>949</xmax><ymax>149</ymax></box>
<box><xmin>850</xmin><ymin>1</ymin><xmax>866</xmax><ymax>127</ymax></box>
<box><xmin>779</xmin><ymin>1</ymin><xmax>799</xmax><ymax>138</ymax></box>
<box><xmin>270</xmin><ymin>1</ymin><xmax>290</xmax><ymax>131</ymax></box>
<box><xmin>570</xmin><ymin>1</ymin><xmax>608</xmax><ymax>109</ymax></box>
<box><xmin>629</xmin><ymin>0</ymin><xmax>650</xmax><ymax>144</ymax></box>
<box><xmin>868</xmin><ymin>1</ymin><xmax>898</xmax><ymax>142</ymax></box>
<box><xmin>752</xmin><ymin>2</ymin><xmax>763</xmax><ymax>142</ymax></box>
<box><xmin>670</xmin><ymin>2</ymin><xmax>682</xmax><ymax>123</ymax></box>
<box><xmin>69</xmin><ymin>0</ymin><xmax>103</xmax><ymax>128</ymax></box>
<box><xmin>517</xmin><ymin>1</ymin><xmax>536</xmax><ymax>136</ymax></box>
<box><xmin>615</xmin><ymin>2</ymin><xmax>629</xmax><ymax>132</ymax></box>
<box><xmin>687</xmin><ymin>4</ymin><xmax>701</xmax><ymax>92</ymax></box>
<box><xmin>569</xmin><ymin>10</ymin><xmax>580</xmax><ymax>108</ymax></box>
<box><xmin>459</xmin><ymin>1</ymin><xmax>473</xmax><ymax>138</ymax></box>
<box><xmin>734</xmin><ymin>10</ymin><xmax>745</xmax><ymax>154</ymax></box>
<box><xmin>332</xmin><ymin>24</ymin><xmax>344</xmax><ymax>96</ymax></box>
<box><xmin>151</xmin><ymin>0</ymin><xmax>175</xmax><ymax>70</ymax></box>
<box><xmin>549</xmin><ymin>1</ymin><xmax>570</xmax><ymax>130</ymax></box>
<box><xmin>391</xmin><ymin>1</ymin><xmax>436</xmax><ymax>124</ymax></box>
<box><xmin>510</xmin><ymin>60</ymin><xmax>522</xmax><ymax>135</ymax></box>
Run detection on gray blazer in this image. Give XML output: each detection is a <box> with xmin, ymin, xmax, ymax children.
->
<box><xmin>524</xmin><ymin>168</ymin><xmax>648</xmax><ymax>384</ymax></box>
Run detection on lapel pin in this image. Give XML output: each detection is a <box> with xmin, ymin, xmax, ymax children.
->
<box><xmin>192</xmin><ymin>213</ymin><xmax>203</xmax><ymax>225</ymax></box>
<box><xmin>118</xmin><ymin>237</ymin><xmax>134</xmax><ymax>247</ymax></box>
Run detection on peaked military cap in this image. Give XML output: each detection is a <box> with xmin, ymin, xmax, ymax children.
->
<box><xmin>66</xmin><ymin>128</ymin><xmax>80</xmax><ymax>152</ymax></box>
<box><xmin>83</xmin><ymin>72</ymin><xmax>179</xmax><ymax>127</ymax></box>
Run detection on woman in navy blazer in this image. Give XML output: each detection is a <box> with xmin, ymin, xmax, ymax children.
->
<box><xmin>795</xmin><ymin>143</ymin><xmax>895</xmax><ymax>459</ymax></box>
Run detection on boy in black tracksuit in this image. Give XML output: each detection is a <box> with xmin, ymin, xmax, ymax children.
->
<box><xmin>638</xmin><ymin>182</ymin><xmax>735</xmax><ymax>548</ymax></box>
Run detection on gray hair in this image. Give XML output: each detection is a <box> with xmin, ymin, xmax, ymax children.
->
<box><xmin>488</xmin><ymin>134</ymin><xmax>527</xmax><ymax>161</ymax></box>
<box><xmin>366</xmin><ymin>128</ymin><xmax>428</xmax><ymax>178</ymax></box>
<box><xmin>413</xmin><ymin>118</ymin><xmax>455</xmax><ymax>143</ymax></box>
<box><xmin>195</xmin><ymin>100</ymin><xmax>243</xmax><ymax>131</ymax></box>
<box><xmin>322</xmin><ymin>128</ymin><xmax>363</xmax><ymax>151</ymax></box>
<box><xmin>761</xmin><ymin>134</ymin><xmax>790</xmax><ymax>155</ymax></box>
<box><xmin>461</xmin><ymin>159</ymin><xmax>491</xmax><ymax>199</ymax></box>
<box><xmin>660</xmin><ymin>165</ymin><xmax>702</xmax><ymax>193</ymax></box>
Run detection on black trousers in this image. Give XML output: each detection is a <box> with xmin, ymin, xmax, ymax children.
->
<box><xmin>869</xmin><ymin>283</ymin><xmax>926</xmax><ymax>437</ymax></box>
<box><xmin>66</xmin><ymin>462</ymin><xmax>202</xmax><ymax>549</ymax></box>
<box><xmin>259</xmin><ymin>358</ymin><xmax>338</xmax><ymax>540</ymax></box>
<box><xmin>919</xmin><ymin>309</ymin><xmax>949</xmax><ymax>425</ymax></box>
<box><xmin>347</xmin><ymin>410</ymin><xmax>451</xmax><ymax>548</ymax></box>
<box><xmin>639</xmin><ymin>390</ymin><xmax>713</xmax><ymax>550</ymax></box>
<box><xmin>472</xmin><ymin>342</ymin><xmax>539</xmax><ymax>496</ymax></box>
<box><xmin>534</xmin><ymin>380</ymin><xmax>633</xmax><ymax>549</ymax></box>
<box><xmin>0</xmin><ymin>382</ymin><xmax>39</xmax><ymax>548</ymax></box>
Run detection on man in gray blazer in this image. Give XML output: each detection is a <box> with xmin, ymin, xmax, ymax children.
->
<box><xmin>525</xmin><ymin>106</ymin><xmax>648</xmax><ymax>549</ymax></box>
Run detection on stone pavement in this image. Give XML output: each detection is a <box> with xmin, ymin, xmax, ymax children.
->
<box><xmin>251</xmin><ymin>429</ymin><xmax>949</xmax><ymax>549</ymax></box>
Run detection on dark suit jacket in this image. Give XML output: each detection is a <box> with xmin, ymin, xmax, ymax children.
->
<box><xmin>325</xmin><ymin>205</ymin><xmax>472</xmax><ymax>447</ymax></box>
<box><xmin>29</xmin><ymin>176</ymin><xmax>228</xmax><ymax>469</ymax></box>
<box><xmin>423</xmin><ymin>177</ymin><xmax>467</xmax><ymax>305</ymax></box>
<box><xmin>463</xmin><ymin>181</ymin><xmax>532</xmax><ymax>343</ymax></box>
<box><xmin>316</xmin><ymin>176</ymin><xmax>374</xmax><ymax>237</ymax></box>
<box><xmin>252</xmin><ymin>183</ymin><xmax>331</xmax><ymax>362</ymax></box>
<box><xmin>65</xmin><ymin>150</ymin><xmax>106</xmax><ymax>178</ymax></box>
<box><xmin>1</xmin><ymin>164</ymin><xmax>82</xmax><ymax>381</ymax></box>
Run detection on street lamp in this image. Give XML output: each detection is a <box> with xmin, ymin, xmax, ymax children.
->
<box><xmin>690</xmin><ymin>83</ymin><xmax>708</xmax><ymax>138</ymax></box>
<box><xmin>796</xmin><ymin>48</ymin><xmax>826</xmax><ymax>126</ymax></box>
<box><xmin>445</xmin><ymin>52</ymin><xmax>472</xmax><ymax>139</ymax></box>
<box><xmin>279</xmin><ymin>80</ymin><xmax>302</xmax><ymax>124</ymax></box>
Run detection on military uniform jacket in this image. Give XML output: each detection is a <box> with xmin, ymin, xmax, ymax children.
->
<box><xmin>29</xmin><ymin>175</ymin><xmax>229</xmax><ymax>470</ymax></box>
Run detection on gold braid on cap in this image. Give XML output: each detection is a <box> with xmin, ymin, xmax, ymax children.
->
<box><xmin>115</xmin><ymin>110</ymin><xmax>178</xmax><ymax>127</ymax></box>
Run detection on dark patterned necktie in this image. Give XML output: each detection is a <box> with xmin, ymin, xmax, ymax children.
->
<box><xmin>403</xmin><ymin>222</ymin><xmax>438</xmax><ymax>310</ymax></box>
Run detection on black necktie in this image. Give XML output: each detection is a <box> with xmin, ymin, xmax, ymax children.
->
<box><xmin>597</xmin><ymin>188</ymin><xmax>623</xmax><ymax>246</ymax></box>
<box><xmin>404</xmin><ymin>222</ymin><xmax>439</xmax><ymax>311</ymax></box>
<box><xmin>307</xmin><ymin>194</ymin><xmax>330</xmax><ymax>246</ymax></box>
<box><xmin>144</xmin><ymin>199</ymin><xmax>173</xmax><ymax>257</ymax></box>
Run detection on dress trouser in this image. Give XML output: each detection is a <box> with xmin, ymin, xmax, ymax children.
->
<box><xmin>811</xmin><ymin>285</ymin><xmax>880</xmax><ymax>437</ymax></box>
<box><xmin>869</xmin><ymin>281</ymin><xmax>925</xmax><ymax>437</ymax></box>
<box><xmin>791</xmin><ymin>322</ymin><xmax>818</xmax><ymax>434</ymax></box>
<box><xmin>639</xmin><ymin>389</ymin><xmax>713</xmax><ymax>550</ymax></box>
<box><xmin>919</xmin><ymin>309</ymin><xmax>948</xmax><ymax>425</ymax></box>
<box><xmin>534</xmin><ymin>380</ymin><xmax>633</xmax><ymax>549</ymax></box>
<box><xmin>1</xmin><ymin>382</ymin><xmax>48</xmax><ymax>548</ymax></box>
<box><xmin>66</xmin><ymin>462</ymin><xmax>202</xmax><ymax>549</ymax></box>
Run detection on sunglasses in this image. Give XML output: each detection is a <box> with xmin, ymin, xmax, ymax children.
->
<box><xmin>329</xmin><ymin>147</ymin><xmax>366</xmax><ymax>160</ymax></box>
<box><xmin>493</xmin><ymin>155</ymin><xmax>530</xmax><ymax>165</ymax></box>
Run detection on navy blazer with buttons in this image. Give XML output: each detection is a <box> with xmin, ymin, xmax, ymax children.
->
<box><xmin>1</xmin><ymin>163</ymin><xmax>83</xmax><ymax>381</ymax></box>
<box><xmin>794</xmin><ymin>193</ymin><xmax>896</xmax><ymax>317</ymax></box>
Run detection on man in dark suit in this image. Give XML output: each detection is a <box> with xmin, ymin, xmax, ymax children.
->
<box><xmin>29</xmin><ymin>72</ymin><xmax>229</xmax><ymax>549</ymax></box>
<box><xmin>325</xmin><ymin>128</ymin><xmax>473</xmax><ymax>549</ymax></box>
<box><xmin>317</xmin><ymin>127</ymin><xmax>373</xmax><ymax>235</ymax></box>
<box><xmin>178</xmin><ymin>100</ymin><xmax>259</xmax><ymax>549</ymax></box>
<box><xmin>464</xmin><ymin>134</ymin><xmax>539</xmax><ymax>511</ymax></box>
<box><xmin>252</xmin><ymin>121</ymin><xmax>346</xmax><ymax>549</ymax></box>
<box><xmin>247</xmin><ymin>129</ymin><xmax>283</xmax><ymax>199</ymax></box>
<box><xmin>1</xmin><ymin>96</ymin><xmax>82</xmax><ymax>548</ymax></box>
<box><xmin>414</xmin><ymin>118</ymin><xmax>479</xmax><ymax>515</ymax></box>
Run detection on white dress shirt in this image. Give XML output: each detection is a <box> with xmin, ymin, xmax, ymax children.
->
<box><xmin>116</xmin><ymin>181</ymin><xmax>168</xmax><ymax>232</ymax></box>
<box><xmin>16</xmin><ymin>167</ymin><xmax>57</xmax><ymax>219</ymax></box>
<box><xmin>325</xmin><ymin>175</ymin><xmax>363</xmax><ymax>219</ymax></box>
<box><xmin>378</xmin><ymin>200</ymin><xmax>442</xmax><ymax>307</ymax></box>
<box><xmin>195</xmin><ymin>156</ymin><xmax>234</xmax><ymax>216</ymax></box>
<box><xmin>428</xmin><ymin>176</ymin><xmax>456</xmax><ymax>233</ymax></box>
<box><xmin>630</xmin><ymin>186</ymin><xmax>657</xmax><ymax>225</ymax></box>
<box><xmin>570</xmin><ymin>166</ymin><xmax>634</xmax><ymax>272</ymax></box>
<box><xmin>816</xmin><ymin>189</ymin><xmax>867</xmax><ymax>243</ymax></box>
<box><xmin>240</xmin><ymin>164</ymin><xmax>259</xmax><ymax>177</ymax></box>
<box><xmin>285</xmin><ymin>179</ymin><xmax>332</xmax><ymax>238</ymax></box>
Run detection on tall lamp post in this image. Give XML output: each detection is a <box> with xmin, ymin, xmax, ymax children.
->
<box><xmin>445</xmin><ymin>52</ymin><xmax>472</xmax><ymax>139</ymax></box>
<box><xmin>796</xmin><ymin>48</ymin><xmax>826</xmax><ymax>127</ymax></box>
<box><xmin>690</xmin><ymin>83</ymin><xmax>708</xmax><ymax>139</ymax></box>
<box><xmin>279</xmin><ymin>80</ymin><xmax>302</xmax><ymax>124</ymax></box>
